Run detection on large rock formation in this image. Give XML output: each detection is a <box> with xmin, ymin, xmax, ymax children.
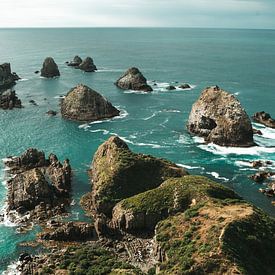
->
<box><xmin>187</xmin><ymin>86</ymin><xmax>254</xmax><ymax>147</ymax></box>
<box><xmin>4</xmin><ymin>148</ymin><xmax>71</xmax><ymax>223</ymax></box>
<box><xmin>61</xmin><ymin>84</ymin><xmax>120</xmax><ymax>122</ymax></box>
<box><xmin>67</xmin><ymin>55</ymin><xmax>82</xmax><ymax>67</ymax></box>
<box><xmin>115</xmin><ymin>67</ymin><xmax>153</xmax><ymax>92</ymax></box>
<box><xmin>252</xmin><ymin>111</ymin><xmax>275</xmax><ymax>129</ymax></box>
<box><xmin>40</xmin><ymin>57</ymin><xmax>60</xmax><ymax>78</ymax></box>
<box><xmin>78</xmin><ymin>57</ymin><xmax>97</xmax><ymax>72</ymax></box>
<box><xmin>0</xmin><ymin>89</ymin><xmax>22</xmax><ymax>109</ymax></box>
<box><xmin>0</xmin><ymin>63</ymin><xmax>20</xmax><ymax>91</ymax></box>
<box><xmin>81</xmin><ymin>136</ymin><xmax>188</xmax><ymax>219</ymax></box>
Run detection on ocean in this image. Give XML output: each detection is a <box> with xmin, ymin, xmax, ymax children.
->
<box><xmin>0</xmin><ymin>28</ymin><xmax>274</xmax><ymax>273</ymax></box>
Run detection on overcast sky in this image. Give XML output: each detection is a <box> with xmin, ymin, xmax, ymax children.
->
<box><xmin>0</xmin><ymin>0</ymin><xmax>275</xmax><ymax>28</ymax></box>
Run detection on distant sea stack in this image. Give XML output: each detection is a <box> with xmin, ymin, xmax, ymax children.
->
<box><xmin>40</xmin><ymin>57</ymin><xmax>60</xmax><ymax>78</ymax></box>
<box><xmin>115</xmin><ymin>67</ymin><xmax>153</xmax><ymax>92</ymax></box>
<box><xmin>78</xmin><ymin>57</ymin><xmax>97</xmax><ymax>72</ymax></box>
<box><xmin>61</xmin><ymin>84</ymin><xmax>120</xmax><ymax>122</ymax></box>
<box><xmin>187</xmin><ymin>86</ymin><xmax>255</xmax><ymax>147</ymax></box>
<box><xmin>0</xmin><ymin>63</ymin><xmax>20</xmax><ymax>91</ymax></box>
<box><xmin>67</xmin><ymin>56</ymin><xmax>83</xmax><ymax>67</ymax></box>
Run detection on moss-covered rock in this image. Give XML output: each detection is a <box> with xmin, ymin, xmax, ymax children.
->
<box><xmin>82</xmin><ymin>136</ymin><xmax>188</xmax><ymax>217</ymax></box>
<box><xmin>111</xmin><ymin>176</ymin><xmax>239</xmax><ymax>232</ymax></box>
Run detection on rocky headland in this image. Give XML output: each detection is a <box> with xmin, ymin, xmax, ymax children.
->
<box><xmin>60</xmin><ymin>84</ymin><xmax>120</xmax><ymax>122</ymax></box>
<box><xmin>252</xmin><ymin>111</ymin><xmax>275</xmax><ymax>129</ymax></box>
<box><xmin>187</xmin><ymin>86</ymin><xmax>255</xmax><ymax>147</ymax></box>
<box><xmin>40</xmin><ymin>57</ymin><xmax>60</xmax><ymax>78</ymax></box>
<box><xmin>115</xmin><ymin>67</ymin><xmax>153</xmax><ymax>92</ymax></box>
<box><xmin>3</xmin><ymin>148</ymin><xmax>71</xmax><ymax>224</ymax></box>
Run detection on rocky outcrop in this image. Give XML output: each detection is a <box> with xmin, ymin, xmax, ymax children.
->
<box><xmin>78</xmin><ymin>57</ymin><xmax>97</xmax><ymax>72</ymax></box>
<box><xmin>0</xmin><ymin>63</ymin><xmax>20</xmax><ymax>91</ymax></box>
<box><xmin>115</xmin><ymin>67</ymin><xmax>153</xmax><ymax>92</ymax></box>
<box><xmin>40</xmin><ymin>221</ymin><xmax>94</xmax><ymax>241</ymax></box>
<box><xmin>250</xmin><ymin>171</ymin><xmax>275</xmax><ymax>183</ymax></box>
<box><xmin>67</xmin><ymin>55</ymin><xmax>82</xmax><ymax>67</ymax></box>
<box><xmin>179</xmin><ymin>83</ymin><xmax>191</xmax><ymax>89</ymax></box>
<box><xmin>61</xmin><ymin>84</ymin><xmax>120</xmax><ymax>122</ymax></box>
<box><xmin>4</xmin><ymin>148</ymin><xmax>71</xmax><ymax>223</ymax></box>
<box><xmin>187</xmin><ymin>86</ymin><xmax>254</xmax><ymax>147</ymax></box>
<box><xmin>166</xmin><ymin>85</ymin><xmax>176</xmax><ymax>91</ymax></box>
<box><xmin>252</xmin><ymin>111</ymin><xmax>275</xmax><ymax>129</ymax></box>
<box><xmin>40</xmin><ymin>57</ymin><xmax>60</xmax><ymax>78</ymax></box>
<box><xmin>81</xmin><ymin>136</ymin><xmax>188</xmax><ymax>219</ymax></box>
<box><xmin>0</xmin><ymin>89</ymin><xmax>22</xmax><ymax>109</ymax></box>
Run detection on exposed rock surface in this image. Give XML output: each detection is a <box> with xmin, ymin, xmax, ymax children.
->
<box><xmin>4</xmin><ymin>148</ymin><xmax>71</xmax><ymax>223</ymax></box>
<box><xmin>115</xmin><ymin>67</ymin><xmax>153</xmax><ymax>92</ymax></box>
<box><xmin>40</xmin><ymin>57</ymin><xmax>60</xmax><ymax>78</ymax></box>
<box><xmin>0</xmin><ymin>63</ymin><xmax>20</xmax><ymax>91</ymax></box>
<box><xmin>61</xmin><ymin>84</ymin><xmax>120</xmax><ymax>122</ymax></box>
<box><xmin>187</xmin><ymin>86</ymin><xmax>255</xmax><ymax>147</ymax></box>
<box><xmin>252</xmin><ymin>111</ymin><xmax>275</xmax><ymax>129</ymax></box>
<box><xmin>179</xmin><ymin>83</ymin><xmax>191</xmax><ymax>89</ymax></box>
<box><xmin>40</xmin><ymin>221</ymin><xmax>94</xmax><ymax>241</ymax></box>
<box><xmin>166</xmin><ymin>85</ymin><xmax>176</xmax><ymax>90</ymax></box>
<box><xmin>67</xmin><ymin>55</ymin><xmax>82</xmax><ymax>67</ymax></box>
<box><xmin>78</xmin><ymin>57</ymin><xmax>97</xmax><ymax>72</ymax></box>
<box><xmin>81</xmin><ymin>136</ymin><xmax>188</xmax><ymax>219</ymax></box>
<box><xmin>0</xmin><ymin>89</ymin><xmax>22</xmax><ymax>109</ymax></box>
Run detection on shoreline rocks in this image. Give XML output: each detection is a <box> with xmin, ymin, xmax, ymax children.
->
<box><xmin>115</xmin><ymin>67</ymin><xmax>153</xmax><ymax>92</ymax></box>
<box><xmin>61</xmin><ymin>84</ymin><xmax>120</xmax><ymax>122</ymax></box>
<box><xmin>40</xmin><ymin>57</ymin><xmax>60</xmax><ymax>78</ymax></box>
<box><xmin>0</xmin><ymin>89</ymin><xmax>22</xmax><ymax>109</ymax></box>
<box><xmin>252</xmin><ymin>111</ymin><xmax>275</xmax><ymax>129</ymax></box>
<box><xmin>0</xmin><ymin>63</ymin><xmax>20</xmax><ymax>91</ymax></box>
<box><xmin>187</xmin><ymin>86</ymin><xmax>255</xmax><ymax>147</ymax></box>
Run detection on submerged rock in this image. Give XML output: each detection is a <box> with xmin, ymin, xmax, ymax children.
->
<box><xmin>67</xmin><ymin>55</ymin><xmax>83</xmax><ymax>67</ymax></box>
<box><xmin>187</xmin><ymin>86</ymin><xmax>254</xmax><ymax>147</ymax></box>
<box><xmin>40</xmin><ymin>57</ymin><xmax>60</xmax><ymax>78</ymax></box>
<box><xmin>0</xmin><ymin>63</ymin><xmax>20</xmax><ymax>91</ymax></box>
<box><xmin>0</xmin><ymin>89</ymin><xmax>22</xmax><ymax>109</ymax></box>
<box><xmin>78</xmin><ymin>57</ymin><xmax>97</xmax><ymax>72</ymax></box>
<box><xmin>115</xmin><ymin>67</ymin><xmax>153</xmax><ymax>92</ymax></box>
<box><xmin>61</xmin><ymin>84</ymin><xmax>120</xmax><ymax>122</ymax></box>
<box><xmin>46</xmin><ymin>110</ymin><xmax>57</xmax><ymax>116</ymax></box>
<box><xmin>4</xmin><ymin>148</ymin><xmax>72</xmax><ymax>223</ymax></box>
<box><xmin>252</xmin><ymin>111</ymin><xmax>275</xmax><ymax>129</ymax></box>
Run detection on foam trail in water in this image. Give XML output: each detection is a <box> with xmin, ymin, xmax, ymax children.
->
<box><xmin>176</xmin><ymin>163</ymin><xmax>205</xmax><ymax>170</ymax></box>
<box><xmin>206</xmin><ymin>171</ymin><xmax>229</xmax><ymax>182</ymax></box>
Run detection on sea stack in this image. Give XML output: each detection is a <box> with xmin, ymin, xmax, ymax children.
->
<box><xmin>115</xmin><ymin>67</ymin><xmax>153</xmax><ymax>92</ymax></box>
<box><xmin>187</xmin><ymin>86</ymin><xmax>254</xmax><ymax>147</ymax></box>
<box><xmin>0</xmin><ymin>89</ymin><xmax>22</xmax><ymax>109</ymax></box>
<box><xmin>0</xmin><ymin>63</ymin><xmax>20</xmax><ymax>90</ymax></box>
<box><xmin>67</xmin><ymin>55</ymin><xmax>83</xmax><ymax>67</ymax></box>
<box><xmin>61</xmin><ymin>84</ymin><xmax>120</xmax><ymax>122</ymax></box>
<box><xmin>40</xmin><ymin>57</ymin><xmax>60</xmax><ymax>78</ymax></box>
<box><xmin>78</xmin><ymin>57</ymin><xmax>97</xmax><ymax>72</ymax></box>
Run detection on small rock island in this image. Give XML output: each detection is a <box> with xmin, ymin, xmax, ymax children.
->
<box><xmin>60</xmin><ymin>84</ymin><xmax>120</xmax><ymax>122</ymax></box>
<box><xmin>253</xmin><ymin>111</ymin><xmax>275</xmax><ymax>129</ymax></box>
<box><xmin>40</xmin><ymin>57</ymin><xmax>60</xmax><ymax>78</ymax></box>
<box><xmin>187</xmin><ymin>86</ymin><xmax>255</xmax><ymax>147</ymax></box>
<box><xmin>0</xmin><ymin>63</ymin><xmax>20</xmax><ymax>90</ymax></box>
<box><xmin>115</xmin><ymin>67</ymin><xmax>153</xmax><ymax>92</ymax></box>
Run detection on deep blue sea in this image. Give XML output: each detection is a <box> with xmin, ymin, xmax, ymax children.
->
<box><xmin>0</xmin><ymin>28</ymin><xmax>275</xmax><ymax>273</ymax></box>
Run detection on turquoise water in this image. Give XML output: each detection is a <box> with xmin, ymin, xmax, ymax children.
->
<box><xmin>0</xmin><ymin>28</ymin><xmax>275</xmax><ymax>272</ymax></box>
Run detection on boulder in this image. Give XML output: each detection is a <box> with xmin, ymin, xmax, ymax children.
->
<box><xmin>166</xmin><ymin>85</ymin><xmax>176</xmax><ymax>91</ymax></box>
<box><xmin>252</xmin><ymin>111</ymin><xmax>275</xmax><ymax>129</ymax></box>
<box><xmin>0</xmin><ymin>63</ymin><xmax>20</xmax><ymax>91</ymax></box>
<box><xmin>178</xmin><ymin>83</ymin><xmax>191</xmax><ymax>89</ymax></box>
<box><xmin>81</xmin><ymin>136</ymin><xmax>188</xmax><ymax>218</ymax></box>
<box><xmin>187</xmin><ymin>86</ymin><xmax>255</xmax><ymax>147</ymax></box>
<box><xmin>78</xmin><ymin>57</ymin><xmax>97</xmax><ymax>72</ymax></box>
<box><xmin>60</xmin><ymin>84</ymin><xmax>120</xmax><ymax>122</ymax></box>
<box><xmin>67</xmin><ymin>55</ymin><xmax>83</xmax><ymax>67</ymax></box>
<box><xmin>115</xmin><ymin>67</ymin><xmax>153</xmax><ymax>92</ymax></box>
<box><xmin>0</xmin><ymin>89</ymin><xmax>22</xmax><ymax>109</ymax></box>
<box><xmin>40</xmin><ymin>57</ymin><xmax>60</xmax><ymax>78</ymax></box>
<box><xmin>46</xmin><ymin>110</ymin><xmax>57</xmax><ymax>116</ymax></box>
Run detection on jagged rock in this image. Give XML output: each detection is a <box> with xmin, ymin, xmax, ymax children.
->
<box><xmin>0</xmin><ymin>89</ymin><xmax>22</xmax><ymax>109</ymax></box>
<box><xmin>166</xmin><ymin>85</ymin><xmax>176</xmax><ymax>91</ymax></box>
<box><xmin>187</xmin><ymin>86</ymin><xmax>254</xmax><ymax>147</ymax></box>
<box><xmin>253</xmin><ymin>128</ymin><xmax>263</xmax><ymax>135</ymax></box>
<box><xmin>115</xmin><ymin>67</ymin><xmax>153</xmax><ymax>92</ymax></box>
<box><xmin>252</xmin><ymin>111</ymin><xmax>275</xmax><ymax>129</ymax></box>
<box><xmin>34</xmin><ymin>70</ymin><xmax>39</xmax><ymax>74</ymax></box>
<box><xmin>67</xmin><ymin>55</ymin><xmax>83</xmax><ymax>67</ymax></box>
<box><xmin>61</xmin><ymin>84</ymin><xmax>120</xmax><ymax>122</ymax></box>
<box><xmin>179</xmin><ymin>83</ymin><xmax>191</xmax><ymax>89</ymax></box>
<box><xmin>46</xmin><ymin>110</ymin><xmax>57</xmax><ymax>116</ymax></box>
<box><xmin>40</xmin><ymin>221</ymin><xmax>94</xmax><ymax>241</ymax></box>
<box><xmin>4</xmin><ymin>148</ymin><xmax>72</xmax><ymax>223</ymax></box>
<box><xmin>78</xmin><ymin>57</ymin><xmax>97</xmax><ymax>72</ymax></box>
<box><xmin>0</xmin><ymin>63</ymin><xmax>20</xmax><ymax>90</ymax></box>
<box><xmin>81</xmin><ymin>136</ymin><xmax>188</xmax><ymax>218</ymax></box>
<box><xmin>40</xmin><ymin>57</ymin><xmax>60</xmax><ymax>78</ymax></box>
<box><xmin>249</xmin><ymin>171</ymin><xmax>275</xmax><ymax>183</ymax></box>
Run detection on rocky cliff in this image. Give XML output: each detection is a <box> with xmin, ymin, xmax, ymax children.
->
<box><xmin>0</xmin><ymin>63</ymin><xmax>20</xmax><ymax>91</ymax></box>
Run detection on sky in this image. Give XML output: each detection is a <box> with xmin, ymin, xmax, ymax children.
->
<box><xmin>0</xmin><ymin>0</ymin><xmax>275</xmax><ymax>29</ymax></box>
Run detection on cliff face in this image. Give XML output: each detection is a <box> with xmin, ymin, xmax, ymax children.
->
<box><xmin>187</xmin><ymin>86</ymin><xmax>254</xmax><ymax>147</ymax></box>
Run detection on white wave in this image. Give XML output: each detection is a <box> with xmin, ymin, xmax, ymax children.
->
<box><xmin>117</xmin><ymin>135</ymin><xmax>166</xmax><ymax>149</ymax></box>
<box><xmin>235</xmin><ymin>160</ymin><xmax>254</xmax><ymax>167</ymax></box>
<box><xmin>123</xmin><ymin>90</ymin><xmax>150</xmax><ymax>95</ymax></box>
<box><xmin>176</xmin><ymin>163</ymin><xmax>205</xmax><ymax>170</ymax></box>
<box><xmin>54</xmin><ymin>95</ymin><xmax>65</xmax><ymax>99</ymax></box>
<box><xmin>78</xmin><ymin>123</ymin><xmax>90</xmax><ymax>130</ymax></box>
<box><xmin>3</xmin><ymin>261</ymin><xmax>21</xmax><ymax>275</ymax></box>
<box><xmin>178</xmin><ymin>135</ymin><xmax>192</xmax><ymax>144</ymax></box>
<box><xmin>198</xmin><ymin>143</ymin><xmax>275</xmax><ymax>156</ymax></box>
<box><xmin>143</xmin><ymin>112</ymin><xmax>158</xmax><ymax>121</ymax></box>
<box><xmin>206</xmin><ymin>171</ymin><xmax>229</xmax><ymax>182</ymax></box>
<box><xmin>192</xmin><ymin>136</ymin><xmax>205</xmax><ymax>144</ymax></box>
<box><xmin>89</xmin><ymin>129</ymin><xmax>110</xmax><ymax>135</ymax></box>
<box><xmin>234</xmin><ymin>92</ymin><xmax>240</xmax><ymax>95</ymax></box>
<box><xmin>113</xmin><ymin>107</ymin><xmax>129</xmax><ymax>119</ymax></box>
<box><xmin>163</xmin><ymin>109</ymin><xmax>181</xmax><ymax>113</ymax></box>
<box><xmin>96</xmin><ymin>68</ymin><xmax>124</xmax><ymax>72</ymax></box>
<box><xmin>258</xmin><ymin>127</ymin><xmax>275</xmax><ymax>140</ymax></box>
<box><xmin>18</xmin><ymin>78</ymin><xmax>28</xmax><ymax>82</ymax></box>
